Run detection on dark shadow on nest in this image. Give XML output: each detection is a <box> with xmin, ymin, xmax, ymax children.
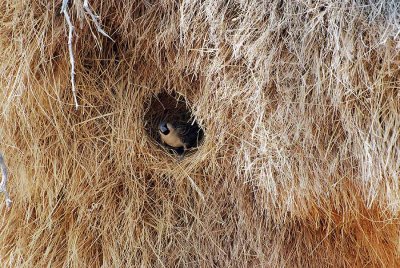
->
<box><xmin>144</xmin><ymin>91</ymin><xmax>204</xmax><ymax>156</ymax></box>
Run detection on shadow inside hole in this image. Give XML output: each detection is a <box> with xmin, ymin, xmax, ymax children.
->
<box><xmin>144</xmin><ymin>91</ymin><xmax>204</xmax><ymax>156</ymax></box>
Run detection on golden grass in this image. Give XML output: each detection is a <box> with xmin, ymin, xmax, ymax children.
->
<box><xmin>0</xmin><ymin>0</ymin><xmax>399</xmax><ymax>266</ymax></box>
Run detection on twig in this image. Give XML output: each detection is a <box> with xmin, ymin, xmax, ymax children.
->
<box><xmin>61</xmin><ymin>0</ymin><xmax>79</xmax><ymax>110</ymax></box>
<box><xmin>61</xmin><ymin>0</ymin><xmax>115</xmax><ymax>110</ymax></box>
<box><xmin>0</xmin><ymin>153</ymin><xmax>12</xmax><ymax>208</ymax></box>
<box><xmin>61</xmin><ymin>0</ymin><xmax>114</xmax><ymax>110</ymax></box>
<box><xmin>83</xmin><ymin>0</ymin><xmax>114</xmax><ymax>42</ymax></box>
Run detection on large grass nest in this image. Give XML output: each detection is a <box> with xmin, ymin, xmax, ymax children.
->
<box><xmin>0</xmin><ymin>0</ymin><xmax>399</xmax><ymax>266</ymax></box>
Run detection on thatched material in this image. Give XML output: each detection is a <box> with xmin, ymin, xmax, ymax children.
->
<box><xmin>0</xmin><ymin>0</ymin><xmax>399</xmax><ymax>266</ymax></box>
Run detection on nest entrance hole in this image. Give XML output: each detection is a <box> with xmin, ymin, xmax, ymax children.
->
<box><xmin>144</xmin><ymin>92</ymin><xmax>204</xmax><ymax>155</ymax></box>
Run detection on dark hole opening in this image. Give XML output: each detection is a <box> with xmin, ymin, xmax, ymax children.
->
<box><xmin>144</xmin><ymin>91</ymin><xmax>204</xmax><ymax>156</ymax></box>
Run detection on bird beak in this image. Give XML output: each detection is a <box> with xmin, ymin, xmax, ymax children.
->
<box><xmin>159</xmin><ymin>122</ymin><xmax>169</xmax><ymax>134</ymax></box>
<box><xmin>160</xmin><ymin>125</ymin><xmax>168</xmax><ymax>133</ymax></box>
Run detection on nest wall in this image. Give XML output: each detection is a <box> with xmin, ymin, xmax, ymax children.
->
<box><xmin>0</xmin><ymin>0</ymin><xmax>399</xmax><ymax>267</ymax></box>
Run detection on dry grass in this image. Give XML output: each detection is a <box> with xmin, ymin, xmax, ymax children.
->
<box><xmin>0</xmin><ymin>0</ymin><xmax>399</xmax><ymax>267</ymax></box>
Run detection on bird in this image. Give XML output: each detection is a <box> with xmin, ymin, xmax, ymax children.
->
<box><xmin>158</xmin><ymin>120</ymin><xmax>202</xmax><ymax>156</ymax></box>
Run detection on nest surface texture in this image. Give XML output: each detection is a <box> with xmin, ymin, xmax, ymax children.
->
<box><xmin>0</xmin><ymin>1</ymin><xmax>399</xmax><ymax>267</ymax></box>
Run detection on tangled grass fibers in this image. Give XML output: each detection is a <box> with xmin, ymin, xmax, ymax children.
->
<box><xmin>0</xmin><ymin>0</ymin><xmax>400</xmax><ymax>267</ymax></box>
